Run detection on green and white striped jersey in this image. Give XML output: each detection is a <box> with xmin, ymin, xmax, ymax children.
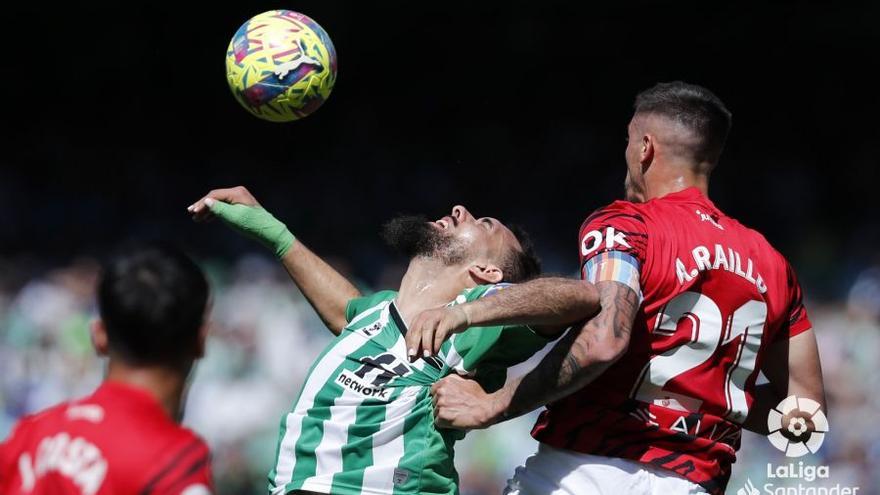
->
<box><xmin>268</xmin><ymin>284</ymin><xmax>549</xmax><ymax>495</ymax></box>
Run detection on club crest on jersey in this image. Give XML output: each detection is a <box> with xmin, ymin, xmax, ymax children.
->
<box><xmin>581</xmin><ymin>227</ymin><xmax>631</xmax><ymax>257</ymax></box>
<box><xmin>392</xmin><ymin>468</ymin><xmax>410</xmax><ymax>485</ymax></box>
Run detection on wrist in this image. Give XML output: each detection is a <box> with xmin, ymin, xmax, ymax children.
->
<box><xmin>208</xmin><ymin>201</ymin><xmax>296</xmax><ymax>258</ymax></box>
<box><xmin>251</xmin><ymin>207</ymin><xmax>295</xmax><ymax>258</ymax></box>
<box><xmin>484</xmin><ymin>389</ymin><xmax>510</xmax><ymax>426</ymax></box>
<box><xmin>274</xmin><ymin>229</ymin><xmax>296</xmax><ymax>258</ymax></box>
<box><xmin>457</xmin><ymin>304</ymin><xmax>473</xmax><ymax>328</ymax></box>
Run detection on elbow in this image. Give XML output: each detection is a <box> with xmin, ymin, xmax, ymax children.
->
<box><xmin>326</xmin><ymin>316</ymin><xmax>348</xmax><ymax>336</ymax></box>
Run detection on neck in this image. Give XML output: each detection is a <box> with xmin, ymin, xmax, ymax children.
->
<box><xmin>105</xmin><ymin>358</ymin><xmax>191</xmax><ymax>421</ymax></box>
<box><xmin>644</xmin><ymin>161</ymin><xmax>709</xmax><ymax>200</ymax></box>
<box><xmin>395</xmin><ymin>257</ymin><xmax>470</xmax><ymax>324</ymax></box>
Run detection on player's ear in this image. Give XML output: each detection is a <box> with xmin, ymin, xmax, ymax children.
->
<box><xmin>468</xmin><ymin>263</ymin><xmax>503</xmax><ymax>285</ymax></box>
<box><xmin>641</xmin><ymin>133</ymin><xmax>655</xmax><ymax>170</ymax></box>
<box><xmin>90</xmin><ymin>319</ymin><xmax>109</xmax><ymax>356</ymax></box>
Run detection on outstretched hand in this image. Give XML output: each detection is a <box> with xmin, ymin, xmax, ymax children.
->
<box><xmin>188</xmin><ymin>186</ymin><xmax>261</xmax><ymax>222</ymax></box>
<box><xmin>405</xmin><ymin>306</ymin><xmax>471</xmax><ymax>360</ymax></box>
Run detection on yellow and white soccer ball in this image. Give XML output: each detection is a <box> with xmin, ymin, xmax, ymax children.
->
<box><xmin>226</xmin><ymin>10</ymin><xmax>337</xmax><ymax>122</ymax></box>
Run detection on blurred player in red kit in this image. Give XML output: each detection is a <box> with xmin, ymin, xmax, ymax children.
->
<box><xmin>0</xmin><ymin>244</ymin><xmax>214</xmax><ymax>495</ymax></box>
<box><xmin>430</xmin><ymin>82</ymin><xmax>826</xmax><ymax>494</ymax></box>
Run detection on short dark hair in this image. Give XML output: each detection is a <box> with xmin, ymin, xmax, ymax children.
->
<box><xmin>500</xmin><ymin>224</ymin><xmax>542</xmax><ymax>283</ymax></box>
<box><xmin>634</xmin><ymin>81</ymin><xmax>732</xmax><ymax>165</ymax></box>
<box><xmin>97</xmin><ymin>243</ymin><xmax>209</xmax><ymax>367</ymax></box>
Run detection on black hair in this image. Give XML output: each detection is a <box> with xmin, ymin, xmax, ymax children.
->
<box><xmin>501</xmin><ymin>224</ymin><xmax>542</xmax><ymax>283</ymax></box>
<box><xmin>97</xmin><ymin>243</ymin><xmax>209</xmax><ymax>367</ymax></box>
<box><xmin>634</xmin><ymin>81</ymin><xmax>732</xmax><ymax>165</ymax></box>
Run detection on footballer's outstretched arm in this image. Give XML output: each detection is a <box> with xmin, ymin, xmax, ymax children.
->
<box><xmin>431</xmin><ymin>280</ymin><xmax>638</xmax><ymax>429</ymax></box>
<box><xmin>277</xmin><ymin>242</ymin><xmax>362</xmax><ymax>334</ymax></box>
<box><xmin>189</xmin><ymin>186</ymin><xmax>360</xmax><ymax>334</ymax></box>
<box><xmin>742</xmin><ymin>328</ymin><xmax>826</xmax><ymax>434</ymax></box>
<box><xmin>405</xmin><ymin>277</ymin><xmax>600</xmax><ymax>358</ymax></box>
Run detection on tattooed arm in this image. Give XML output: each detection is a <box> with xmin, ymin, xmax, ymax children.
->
<box><xmin>431</xmin><ymin>280</ymin><xmax>640</xmax><ymax>429</ymax></box>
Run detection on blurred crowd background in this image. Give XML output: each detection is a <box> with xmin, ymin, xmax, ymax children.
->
<box><xmin>2</xmin><ymin>254</ymin><xmax>879</xmax><ymax>493</ymax></box>
<box><xmin>3</xmin><ymin>1</ymin><xmax>879</xmax><ymax>494</ymax></box>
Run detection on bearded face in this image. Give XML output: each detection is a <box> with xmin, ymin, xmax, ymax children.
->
<box><xmin>381</xmin><ymin>215</ymin><xmax>467</xmax><ymax>266</ymax></box>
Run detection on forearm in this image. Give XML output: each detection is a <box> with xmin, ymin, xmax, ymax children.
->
<box><xmin>281</xmin><ymin>241</ymin><xmax>361</xmax><ymax>335</ymax></box>
<box><xmin>746</xmin><ymin>329</ymin><xmax>827</xmax><ymax>434</ymax></box>
<box><xmin>488</xmin><ymin>281</ymin><xmax>638</xmax><ymax>421</ymax></box>
<box><xmin>461</xmin><ymin>278</ymin><xmax>599</xmax><ymax>334</ymax></box>
<box><xmin>786</xmin><ymin>329</ymin><xmax>827</xmax><ymax>414</ymax></box>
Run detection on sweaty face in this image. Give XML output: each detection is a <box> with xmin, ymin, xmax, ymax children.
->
<box><xmin>382</xmin><ymin>206</ymin><xmax>521</xmax><ymax>271</ymax></box>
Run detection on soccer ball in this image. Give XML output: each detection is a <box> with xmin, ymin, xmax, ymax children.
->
<box><xmin>225</xmin><ymin>10</ymin><xmax>337</xmax><ymax>122</ymax></box>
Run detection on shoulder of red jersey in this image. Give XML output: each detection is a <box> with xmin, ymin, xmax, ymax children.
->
<box><xmin>139</xmin><ymin>430</ymin><xmax>213</xmax><ymax>495</ymax></box>
<box><xmin>18</xmin><ymin>400</ymin><xmax>72</xmax><ymax>424</ymax></box>
<box><xmin>578</xmin><ymin>200</ymin><xmax>648</xmax><ymax>293</ymax></box>
<box><xmin>774</xmin><ymin>256</ymin><xmax>812</xmax><ymax>340</ymax></box>
<box><xmin>1</xmin><ymin>400</ymin><xmax>71</xmax><ymax>444</ymax></box>
<box><xmin>579</xmin><ymin>201</ymin><xmax>648</xmax><ymax>257</ymax></box>
<box><xmin>726</xmin><ymin>220</ymin><xmax>812</xmax><ymax>339</ymax></box>
<box><xmin>578</xmin><ymin>199</ymin><xmax>647</xmax><ymax>232</ymax></box>
<box><xmin>0</xmin><ymin>401</ymin><xmax>72</xmax><ymax>490</ymax></box>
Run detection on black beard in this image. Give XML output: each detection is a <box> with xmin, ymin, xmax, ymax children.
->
<box><xmin>381</xmin><ymin>215</ymin><xmax>466</xmax><ymax>265</ymax></box>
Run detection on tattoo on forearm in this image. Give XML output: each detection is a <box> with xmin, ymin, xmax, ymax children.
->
<box><xmin>505</xmin><ymin>281</ymin><xmax>640</xmax><ymax>418</ymax></box>
<box><xmin>587</xmin><ymin>281</ymin><xmax>639</xmax><ymax>340</ymax></box>
<box><xmin>561</xmin><ymin>352</ymin><xmax>582</xmax><ymax>385</ymax></box>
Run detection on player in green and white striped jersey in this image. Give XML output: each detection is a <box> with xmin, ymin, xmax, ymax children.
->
<box><xmin>188</xmin><ymin>186</ymin><xmax>599</xmax><ymax>495</ymax></box>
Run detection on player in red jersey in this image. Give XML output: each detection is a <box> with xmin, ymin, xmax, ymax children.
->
<box><xmin>429</xmin><ymin>82</ymin><xmax>826</xmax><ymax>494</ymax></box>
<box><xmin>0</xmin><ymin>244</ymin><xmax>214</xmax><ymax>495</ymax></box>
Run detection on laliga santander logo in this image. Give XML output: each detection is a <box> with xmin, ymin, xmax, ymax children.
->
<box><xmin>733</xmin><ymin>396</ymin><xmax>857</xmax><ymax>495</ymax></box>
<box><xmin>767</xmin><ymin>395</ymin><xmax>828</xmax><ymax>457</ymax></box>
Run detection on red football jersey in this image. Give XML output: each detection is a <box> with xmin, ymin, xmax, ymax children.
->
<box><xmin>531</xmin><ymin>188</ymin><xmax>811</xmax><ymax>494</ymax></box>
<box><xmin>0</xmin><ymin>381</ymin><xmax>213</xmax><ymax>495</ymax></box>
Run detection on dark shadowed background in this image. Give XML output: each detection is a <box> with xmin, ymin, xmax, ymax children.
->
<box><xmin>3</xmin><ymin>1</ymin><xmax>878</xmax><ymax>293</ymax></box>
<box><xmin>2</xmin><ymin>2</ymin><xmax>879</xmax><ymax>494</ymax></box>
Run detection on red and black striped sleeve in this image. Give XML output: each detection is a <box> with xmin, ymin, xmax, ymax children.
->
<box><xmin>140</xmin><ymin>436</ymin><xmax>213</xmax><ymax>495</ymax></box>
<box><xmin>776</xmin><ymin>260</ymin><xmax>812</xmax><ymax>341</ymax></box>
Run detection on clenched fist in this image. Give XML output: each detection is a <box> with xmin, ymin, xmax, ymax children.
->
<box><xmin>430</xmin><ymin>374</ymin><xmax>500</xmax><ymax>430</ymax></box>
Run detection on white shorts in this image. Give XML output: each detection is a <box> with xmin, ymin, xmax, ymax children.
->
<box><xmin>504</xmin><ymin>443</ymin><xmax>709</xmax><ymax>495</ymax></box>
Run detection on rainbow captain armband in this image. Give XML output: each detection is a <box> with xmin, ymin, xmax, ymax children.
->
<box><xmin>582</xmin><ymin>251</ymin><xmax>641</xmax><ymax>295</ymax></box>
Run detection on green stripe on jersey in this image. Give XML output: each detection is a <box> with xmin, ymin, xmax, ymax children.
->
<box><xmin>269</xmin><ymin>284</ymin><xmax>550</xmax><ymax>495</ymax></box>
